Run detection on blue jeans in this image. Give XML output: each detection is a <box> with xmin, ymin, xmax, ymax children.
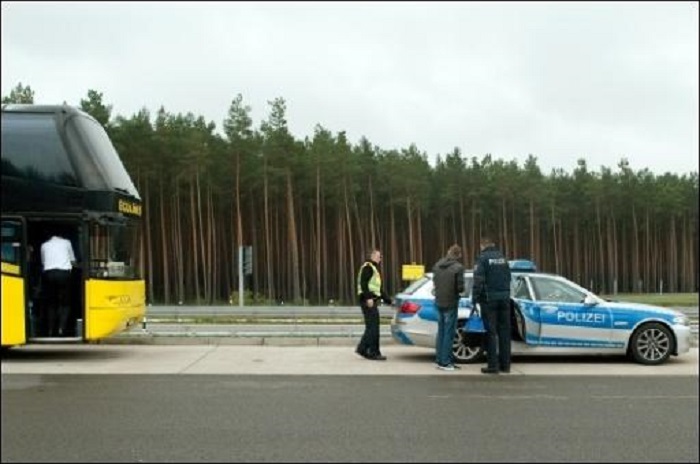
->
<box><xmin>435</xmin><ymin>306</ymin><xmax>458</xmax><ymax>366</ymax></box>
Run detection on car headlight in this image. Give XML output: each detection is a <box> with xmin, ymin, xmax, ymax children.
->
<box><xmin>673</xmin><ymin>315</ymin><xmax>690</xmax><ymax>326</ymax></box>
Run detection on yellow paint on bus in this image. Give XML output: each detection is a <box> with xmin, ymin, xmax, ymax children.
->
<box><xmin>1</xmin><ymin>262</ymin><xmax>20</xmax><ymax>275</ymax></box>
<box><xmin>1</xmin><ymin>273</ymin><xmax>26</xmax><ymax>346</ymax></box>
<box><xmin>84</xmin><ymin>279</ymin><xmax>146</xmax><ymax>340</ymax></box>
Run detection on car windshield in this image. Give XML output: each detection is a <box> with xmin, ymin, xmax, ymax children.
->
<box><xmin>530</xmin><ymin>276</ymin><xmax>587</xmax><ymax>303</ymax></box>
<box><xmin>402</xmin><ymin>275</ymin><xmax>431</xmax><ymax>295</ymax></box>
<box><xmin>400</xmin><ymin>274</ymin><xmax>474</xmax><ymax>298</ymax></box>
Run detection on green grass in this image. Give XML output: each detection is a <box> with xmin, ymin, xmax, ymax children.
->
<box><xmin>600</xmin><ymin>293</ymin><xmax>698</xmax><ymax>307</ymax></box>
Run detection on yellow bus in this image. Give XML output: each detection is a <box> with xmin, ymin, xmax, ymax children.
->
<box><xmin>1</xmin><ymin>104</ymin><xmax>145</xmax><ymax>347</ymax></box>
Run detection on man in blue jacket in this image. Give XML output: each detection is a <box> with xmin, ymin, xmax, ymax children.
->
<box><xmin>472</xmin><ymin>235</ymin><xmax>512</xmax><ymax>374</ymax></box>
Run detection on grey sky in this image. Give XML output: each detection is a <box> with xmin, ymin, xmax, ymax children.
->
<box><xmin>2</xmin><ymin>1</ymin><xmax>698</xmax><ymax>175</ymax></box>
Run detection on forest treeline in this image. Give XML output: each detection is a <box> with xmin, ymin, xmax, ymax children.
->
<box><xmin>3</xmin><ymin>84</ymin><xmax>698</xmax><ymax>304</ymax></box>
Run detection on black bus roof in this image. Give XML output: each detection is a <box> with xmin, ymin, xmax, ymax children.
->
<box><xmin>3</xmin><ymin>103</ymin><xmax>92</xmax><ymax>115</ymax></box>
<box><xmin>1</xmin><ymin>104</ymin><xmax>142</xmax><ymax>220</ymax></box>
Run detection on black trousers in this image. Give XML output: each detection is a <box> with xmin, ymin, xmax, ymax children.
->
<box><xmin>357</xmin><ymin>299</ymin><xmax>381</xmax><ymax>356</ymax></box>
<box><xmin>481</xmin><ymin>299</ymin><xmax>511</xmax><ymax>370</ymax></box>
<box><xmin>42</xmin><ymin>269</ymin><xmax>72</xmax><ymax>336</ymax></box>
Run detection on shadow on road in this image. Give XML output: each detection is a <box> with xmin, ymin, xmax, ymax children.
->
<box><xmin>394</xmin><ymin>349</ymin><xmax>691</xmax><ymax>366</ymax></box>
<box><xmin>1</xmin><ymin>346</ymin><xmax>129</xmax><ymax>362</ymax></box>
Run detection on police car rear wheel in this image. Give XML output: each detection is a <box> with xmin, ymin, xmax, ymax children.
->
<box><xmin>453</xmin><ymin>327</ymin><xmax>484</xmax><ymax>364</ymax></box>
<box><xmin>629</xmin><ymin>322</ymin><xmax>673</xmax><ymax>365</ymax></box>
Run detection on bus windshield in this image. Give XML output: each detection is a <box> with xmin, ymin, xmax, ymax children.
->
<box><xmin>89</xmin><ymin>222</ymin><xmax>142</xmax><ymax>279</ymax></box>
<box><xmin>1</xmin><ymin>112</ymin><xmax>79</xmax><ymax>186</ymax></box>
<box><xmin>67</xmin><ymin>115</ymin><xmax>140</xmax><ymax>198</ymax></box>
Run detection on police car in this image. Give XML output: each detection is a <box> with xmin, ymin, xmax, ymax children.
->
<box><xmin>390</xmin><ymin>260</ymin><xmax>692</xmax><ymax>365</ymax></box>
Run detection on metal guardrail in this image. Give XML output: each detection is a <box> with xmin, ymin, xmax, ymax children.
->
<box><xmin>137</xmin><ymin>305</ymin><xmax>697</xmax><ymax>343</ymax></box>
<box><xmin>146</xmin><ymin>305</ymin><xmax>698</xmax><ymax>318</ymax></box>
<box><xmin>145</xmin><ymin>305</ymin><xmax>394</xmax><ymax>319</ymax></box>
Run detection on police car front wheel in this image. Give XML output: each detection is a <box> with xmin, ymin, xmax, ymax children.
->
<box><xmin>629</xmin><ymin>322</ymin><xmax>674</xmax><ymax>365</ymax></box>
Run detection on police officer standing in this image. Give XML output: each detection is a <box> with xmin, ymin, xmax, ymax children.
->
<box><xmin>472</xmin><ymin>234</ymin><xmax>512</xmax><ymax>374</ymax></box>
<box><xmin>356</xmin><ymin>248</ymin><xmax>392</xmax><ymax>361</ymax></box>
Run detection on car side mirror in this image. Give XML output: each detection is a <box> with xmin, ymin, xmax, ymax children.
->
<box><xmin>583</xmin><ymin>295</ymin><xmax>597</xmax><ymax>306</ymax></box>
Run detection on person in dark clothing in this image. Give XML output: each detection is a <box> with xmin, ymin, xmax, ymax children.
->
<box><xmin>432</xmin><ymin>244</ymin><xmax>466</xmax><ymax>371</ymax></box>
<box><xmin>472</xmin><ymin>235</ymin><xmax>512</xmax><ymax>374</ymax></box>
<box><xmin>356</xmin><ymin>248</ymin><xmax>392</xmax><ymax>361</ymax></box>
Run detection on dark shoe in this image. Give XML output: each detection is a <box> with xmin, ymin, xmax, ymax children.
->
<box><xmin>355</xmin><ymin>347</ymin><xmax>370</xmax><ymax>359</ymax></box>
<box><xmin>500</xmin><ymin>367</ymin><xmax>511</xmax><ymax>374</ymax></box>
<box><xmin>481</xmin><ymin>367</ymin><xmax>499</xmax><ymax>374</ymax></box>
<box><xmin>368</xmin><ymin>354</ymin><xmax>387</xmax><ymax>361</ymax></box>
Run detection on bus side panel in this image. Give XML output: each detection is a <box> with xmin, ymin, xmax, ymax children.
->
<box><xmin>84</xmin><ymin>279</ymin><xmax>145</xmax><ymax>341</ymax></box>
<box><xmin>1</xmin><ymin>271</ymin><xmax>26</xmax><ymax>346</ymax></box>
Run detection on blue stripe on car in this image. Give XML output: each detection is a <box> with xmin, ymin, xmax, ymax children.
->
<box><xmin>535</xmin><ymin>336</ymin><xmax>624</xmax><ymax>348</ymax></box>
<box><xmin>391</xmin><ymin>327</ymin><xmax>414</xmax><ymax>345</ymax></box>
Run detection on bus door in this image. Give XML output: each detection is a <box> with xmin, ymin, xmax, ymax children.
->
<box><xmin>1</xmin><ymin>218</ymin><xmax>27</xmax><ymax>346</ymax></box>
<box><xmin>84</xmin><ymin>218</ymin><xmax>145</xmax><ymax>341</ymax></box>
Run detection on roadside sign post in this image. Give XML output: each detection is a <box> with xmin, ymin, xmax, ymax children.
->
<box><xmin>238</xmin><ymin>246</ymin><xmax>253</xmax><ymax>307</ymax></box>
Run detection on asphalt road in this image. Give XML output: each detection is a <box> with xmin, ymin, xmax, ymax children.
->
<box><xmin>1</xmin><ymin>374</ymin><xmax>697</xmax><ymax>462</ymax></box>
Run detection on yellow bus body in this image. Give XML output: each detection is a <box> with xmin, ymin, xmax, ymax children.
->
<box><xmin>84</xmin><ymin>279</ymin><xmax>146</xmax><ymax>340</ymax></box>
<box><xmin>1</xmin><ymin>271</ymin><xmax>26</xmax><ymax>346</ymax></box>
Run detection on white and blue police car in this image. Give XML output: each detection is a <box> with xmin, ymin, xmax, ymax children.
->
<box><xmin>390</xmin><ymin>260</ymin><xmax>692</xmax><ymax>365</ymax></box>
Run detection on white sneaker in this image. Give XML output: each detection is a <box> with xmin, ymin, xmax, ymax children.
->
<box><xmin>436</xmin><ymin>364</ymin><xmax>455</xmax><ymax>371</ymax></box>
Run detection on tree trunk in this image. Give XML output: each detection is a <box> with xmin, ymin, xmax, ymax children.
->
<box><xmin>263</xmin><ymin>157</ymin><xmax>273</xmax><ymax>301</ymax></box>
<box><xmin>190</xmin><ymin>176</ymin><xmax>200</xmax><ymax>304</ymax></box>
<box><xmin>369</xmin><ymin>177</ymin><xmax>376</xmax><ymax>246</ymax></box>
<box><xmin>529</xmin><ymin>200</ymin><xmax>536</xmax><ymax>263</ymax></box>
<box><xmin>174</xmin><ymin>182</ymin><xmax>184</xmax><ymax>304</ymax></box>
<box><xmin>316</xmin><ymin>165</ymin><xmax>322</xmax><ymax>304</ymax></box>
<box><xmin>160</xmin><ymin>180</ymin><xmax>169</xmax><ymax>303</ymax></box>
<box><xmin>287</xmin><ymin>169</ymin><xmax>301</xmax><ymax>302</ymax></box>
<box><xmin>343</xmin><ymin>180</ymin><xmax>355</xmax><ymax>281</ymax></box>
<box><xmin>596</xmin><ymin>200</ymin><xmax>605</xmax><ymax>293</ymax></box>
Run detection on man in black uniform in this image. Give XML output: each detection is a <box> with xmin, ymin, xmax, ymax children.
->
<box><xmin>356</xmin><ymin>248</ymin><xmax>392</xmax><ymax>361</ymax></box>
<box><xmin>472</xmin><ymin>235</ymin><xmax>512</xmax><ymax>374</ymax></box>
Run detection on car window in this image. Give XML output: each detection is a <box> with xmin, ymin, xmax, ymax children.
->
<box><xmin>513</xmin><ymin>276</ymin><xmax>532</xmax><ymax>300</ymax></box>
<box><xmin>530</xmin><ymin>277</ymin><xmax>586</xmax><ymax>303</ymax></box>
<box><xmin>463</xmin><ymin>276</ymin><xmax>473</xmax><ymax>297</ymax></box>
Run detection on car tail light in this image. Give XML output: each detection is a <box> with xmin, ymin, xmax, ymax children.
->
<box><xmin>400</xmin><ymin>301</ymin><xmax>421</xmax><ymax>314</ymax></box>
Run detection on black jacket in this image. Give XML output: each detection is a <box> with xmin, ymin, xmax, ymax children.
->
<box><xmin>472</xmin><ymin>245</ymin><xmax>511</xmax><ymax>304</ymax></box>
<box><xmin>432</xmin><ymin>257</ymin><xmax>465</xmax><ymax>309</ymax></box>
